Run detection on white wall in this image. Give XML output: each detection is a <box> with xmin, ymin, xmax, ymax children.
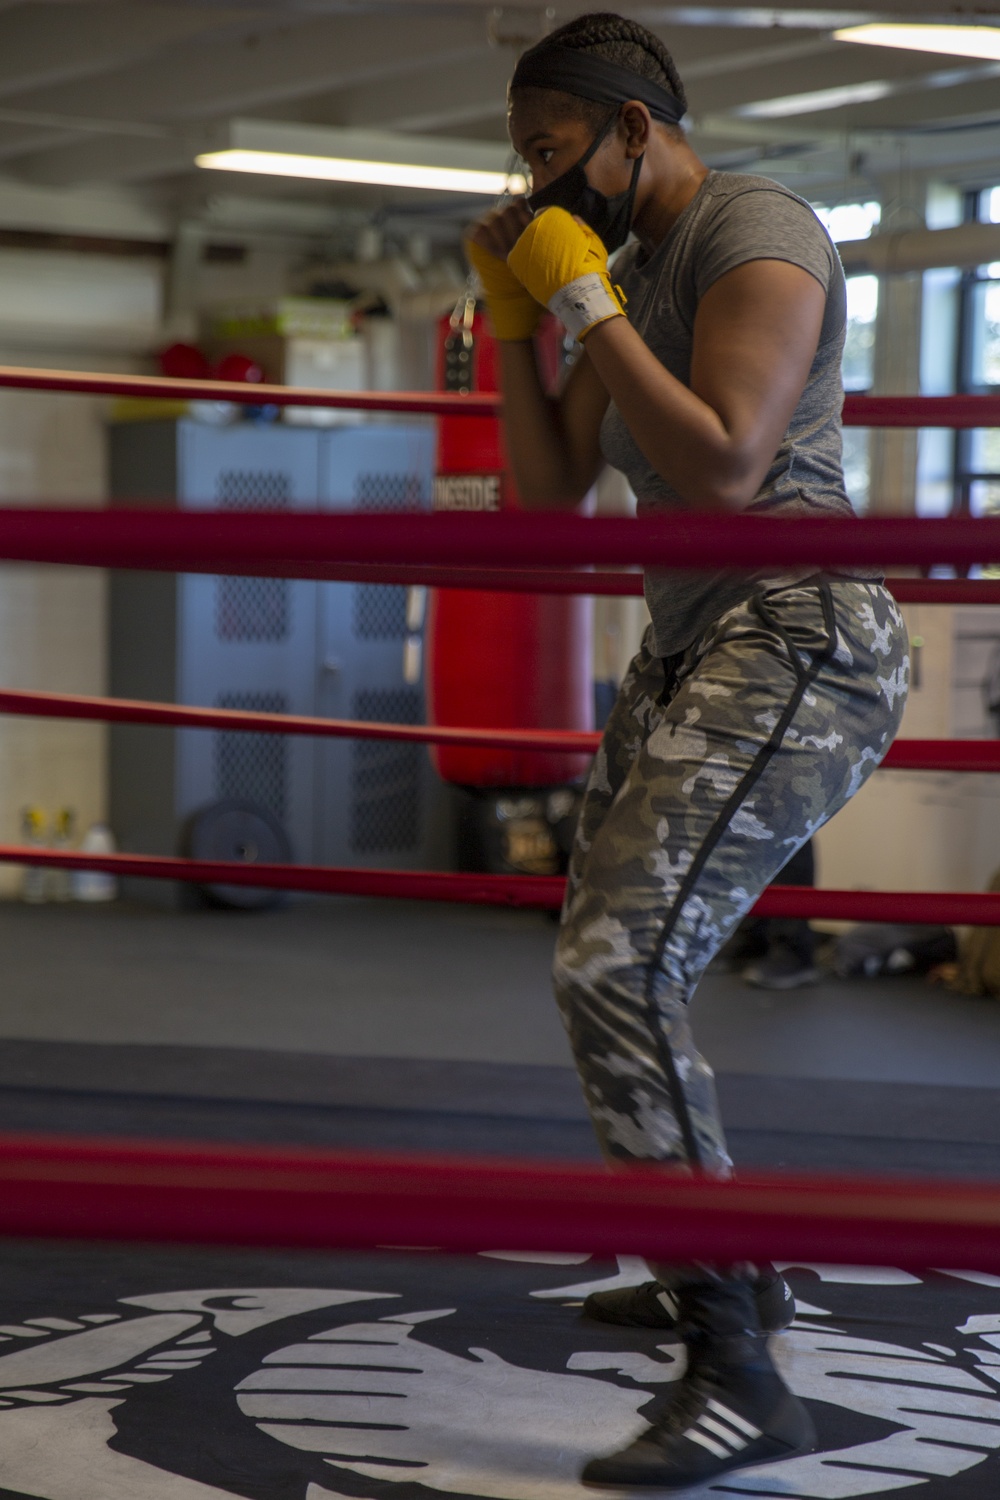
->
<box><xmin>0</xmin><ymin>244</ymin><xmax>165</xmax><ymax>892</ymax></box>
<box><xmin>0</xmin><ymin>362</ymin><xmax>114</xmax><ymax>894</ymax></box>
<box><xmin>815</xmin><ymin>602</ymin><xmax>1000</xmax><ymax>902</ymax></box>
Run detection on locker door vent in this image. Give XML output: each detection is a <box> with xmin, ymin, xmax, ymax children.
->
<box><xmin>351</xmin><ymin>470</ymin><xmax>423</xmax><ymax>643</ymax></box>
<box><xmin>214</xmin><ymin>470</ymin><xmax>293</xmax><ymax>642</ymax></box>
<box><xmin>214</xmin><ymin>691</ymin><xmax>289</xmax><ymax>823</ymax></box>
<box><xmin>353</xmin><ymin>585</ymin><xmax>407</xmax><ymax>641</ymax></box>
<box><xmin>216</xmin><ymin>470</ymin><xmax>292</xmax><ymax>510</ymax></box>
<box><xmin>355</xmin><ymin>472</ymin><xmax>425</xmax><ymax>511</ymax></box>
<box><xmin>350</xmin><ymin>687</ymin><xmax>422</xmax><ymax>854</ymax></box>
<box><xmin>216</xmin><ymin>577</ymin><xmax>291</xmax><ymax>643</ymax></box>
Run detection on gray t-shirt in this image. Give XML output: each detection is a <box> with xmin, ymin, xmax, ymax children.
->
<box><xmin>600</xmin><ymin>169</ymin><xmax>864</xmax><ymax>658</ymax></box>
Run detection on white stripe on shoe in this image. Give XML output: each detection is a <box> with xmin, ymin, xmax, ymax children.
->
<box><xmin>706</xmin><ymin>1399</ymin><xmax>762</xmax><ymax>1439</ymax></box>
<box><xmin>685</xmin><ymin>1429</ymin><xmax>730</xmax><ymax>1460</ymax></box>
<box><xmin>655</xmin><ymin>1289</ymin><xmax>679</xmax><ymax>1319</ymax></box>
<box><xmin>700</xmin><ymin>1415</ymin><xmax>749</xmax><ymax>1447</ymax></box>
<box><xmin>683</xmin><ymin>1400</ymin><xmax>763</xmax><ymax>1461</ymax></box>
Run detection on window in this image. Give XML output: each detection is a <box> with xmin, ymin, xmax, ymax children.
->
<box><xmin>916</xmin><ymin>266</ymin><xmax>962</xmax><ymax>518</ymax></box>
<box><xmin>955</xmin><ymin>187</ymin><xmax>1000</xmax><ymax>524</ymax></box>
<box><xmin>840</xmin><ymin>274</ymin><xmax>879</xmax><ymax>513</ymax></box>
<box><xmin>813</xmin><ymin>200</ymin><xmax>881</xmax><ymax>243</ymax></box>
<box><xmin>843</xmin><ymin>273</ymin><xmax>879</xmax><ymax>393</ymax></box>
<box><xmin>813</xmin><ymin>200</ymin><xmax>882</xmax><ymax>513</ymax></box>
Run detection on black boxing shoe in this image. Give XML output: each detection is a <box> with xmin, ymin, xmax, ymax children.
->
<box><xmin>581</xmin><ymin>1337</ymin><xmax>815</xmax><ymax>1488</ymax></box>
<box><xmin>582</xmin><ymin>1276</ymin><xmax>814</xmax><ymax>1490</ymax></box>
<box><xmin>582</xmin><ymin>1265</ymin><xmax>795</xmax><ymax>1335</ymax></box>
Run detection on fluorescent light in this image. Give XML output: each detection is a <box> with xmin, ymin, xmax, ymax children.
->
<box><xmin>835</xmin><ymin>23</ymin><xmax>1000</xmax><ymax>61</ymax></box>
<box><xmin>195</xmin><ymin>121</ymin><xmax>524</xmax><ymax>197</ymax></box>
<box><xmin>196</xmin><ymin>149</ymin><xmax>524</xmax><ymax>196</ymax></box>
<box><xmin>738</xmin><ymin>80</ymin><xmax>893</xmax><ymax>118</ymax></box>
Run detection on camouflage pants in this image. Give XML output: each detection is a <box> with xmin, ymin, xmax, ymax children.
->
<box><xmin>553</xmin><ymin>578</ymin><xmax>909</xmax><ymax>1175</ymax></box>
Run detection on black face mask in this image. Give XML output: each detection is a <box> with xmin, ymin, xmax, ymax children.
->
<box><xmin>527</xmin><ymin>113</ymin><xmax>643</xmax><ymax>254</ymax></box>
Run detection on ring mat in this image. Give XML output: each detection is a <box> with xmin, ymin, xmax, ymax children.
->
<box><xmin>0</xmin><ymin>1246</ymin><xmax>995</xmax><ymax>1499</ymax></box>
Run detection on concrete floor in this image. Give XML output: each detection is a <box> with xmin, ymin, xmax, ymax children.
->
<box><xmin>0</xmin><ymin>896</ymin><xmax>997</xmax><ymax>1088</ymax></box>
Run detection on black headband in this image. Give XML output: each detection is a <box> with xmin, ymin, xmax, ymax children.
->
<box><xmin>509</xmin><ymin>43</ymin><xmax>685</xmax><ymax>126</ymax></box>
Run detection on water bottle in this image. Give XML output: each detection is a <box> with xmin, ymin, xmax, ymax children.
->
<box><xmin>20</xmin><ymin>807</ymin><xmax>47</xmax><ymax>904</ymax></box>
<box><xmin>47</xmin><ymin>808</ymin><xmax>75</xmax><ymax>903</ymax></box>
<box><xmin>72</xmin><ymin>823</ymin><xmax>119</xmax><ymax>903</ymax></box>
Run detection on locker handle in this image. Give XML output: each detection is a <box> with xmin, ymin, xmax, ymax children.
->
<box><xmin>403</xmin><ymin>636</ymin><xmax>422</xmax><ymax>685</ymax></box>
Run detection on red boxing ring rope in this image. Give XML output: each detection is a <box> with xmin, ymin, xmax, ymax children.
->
<box><xmin>0</xmin><ymin>844</ymin><xmax>565</xmax><ymax>908</ymax></box>
<box><xmin>0</xmin><ymin>844</ymin><xmax>997</xmax><ymax>925</ymax></box>
<box><xmin>0</xmin><ymin>365</ymin><xmax>499</xmax><ymax>418</ymax></box>
<box><xmin>0</xmin><ymin>543</ymin><xmax>994</xmax><ymax>602</ymax></box>
<box><xmin>0</xmin><ymin>1133</ymin><xmax>999</xmax><ymax>1271</ymax></box>
<box><xmin>10</xmin><ymin>507</ymin><xmax>1000</xmax><ymax>575</ymax></box>
<box><xmin>351</xmin><ymin>569</ymin><xmax>1000</xmax><ymax>606</ymax></box>
<box><xmin>0</xmin><ymin>686</ymin><xmax>998</xmax><ymax>773</ymax></box>
<box><xmin>4</xmin><ymin>362</ymin><xmax>1000</xmax><ymax>430</ymax></box>
<box><xmin>8</xmin><ymin>551</ymin><xmax>1000</xmax><ymax>603</ymax></box>
<box><xmin>315</xmin><ymin>571</ymin><xmax>1000</xmax><ymax>606</ymax></box>
<box><xmin>0</xmin><ymin>687</ymin><xmax>601</xmax><ymax>755</ymax></box>
<box><xmin>842</xmin><ymin>393</ymin><xmax>1000</xmax><ymax>429</ymax></box>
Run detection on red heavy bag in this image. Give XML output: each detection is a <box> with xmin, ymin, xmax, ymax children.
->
<box><xmin>426</xmin><ymin>298</ymin><xmax>594</xmax><ymax>787</ymax></box>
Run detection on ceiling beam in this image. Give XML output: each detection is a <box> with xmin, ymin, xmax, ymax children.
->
<box><xmin>326</xmin><ymin>24</ymin><xmax>837</xmax><ymax>135</ymax></box>
<box><xmin>0</xmin><ymin>2</ymin><xmax>255</xmax><ymax>102</ymax></box>
<box><xmin>691</xmin><ymin>33</ymin><xmax>971</xmax><ymax>117</ymax></box>
<box><xmin>0</xmin><ymin>124</ymin><xmax>81</xmax><ymax>165</ymax></box>
<box><xmin>637</xmin><ymin>0</ymin><xmax>1000</xmax><ymax>19</ymax></box>
<box><xmin>7</xmin><ymin>0</ymin><xmax>1000</xmax><ymax>202</ymax></box>
<box><xmin>825</xmin><ymin>66</ymin><xmax>1000</xmax><ymax>133</ymax></box>
<box><xmin>700</xmin><ymin>114</ymin><xmax>1000</xmax><ymax>198</ymax></box>
<box><xmin>331</xmin><ymin>50</ymin><xmax>514</xmax><ymax>133</ymax></box>
<box><xmin>7</xmin><ymin>9</ymin><xmax>497</xmax><ymax>185</ymax></box>
<box><xmin>348</xmin><ymin>22</ymin><xmax>1000</xmax><ymax>141</ymax></box>
<box><xmin>0</xmin><ymin>173</ymin><xmax>167</xmax><ymax>240</ymax></box>
<box><xmin>15</xmin><ymin>132</ymin><xmax>207</xmax><ymax>190</ymax></box>
<box><xmin>13</xmin><ymin>10</ymin><xmax>492</xmax><ymax>125</ymax></box>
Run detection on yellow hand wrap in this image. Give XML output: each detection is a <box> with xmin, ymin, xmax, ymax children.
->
<box><xmin>465</xmin><ymin>236</ymin><xmax>544</xmax><ymax>342</ymax></box>
<box><xmin>507</xmin><ymin>208</ymin><xmax>625</xmax><ymax>342</ymax></box>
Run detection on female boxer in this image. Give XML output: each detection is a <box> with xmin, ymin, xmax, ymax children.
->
<box><xmin>467</xmin><ymin>11</ymin><xmax>908</xmax><ymax>1489</ymax></box>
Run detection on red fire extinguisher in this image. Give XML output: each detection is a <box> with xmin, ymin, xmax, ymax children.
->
<box><xmin>426</xmin><ymin>294</ymin><xmax>594</xmax><ymax>789</ymax></box>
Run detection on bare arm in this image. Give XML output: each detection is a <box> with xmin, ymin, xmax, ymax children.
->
<box><xmin>581</xmin><ymin>258</ymin><xmax>827</xmax><ymax>513</ymax></box>
<box><xmin>498</xmin><ymin>342</ymin><xmax>609</xmax><ymax>509</ymax></box>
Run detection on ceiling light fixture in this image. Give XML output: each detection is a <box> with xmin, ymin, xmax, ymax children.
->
<box><xmin>195</xmin><ymin>120</ymin><xmax>525</xmax><ymax>197</ymax></box>
<box><xmin>834</xmin><ymin>23</ymin><xmax>1000</xmax><ymax>61</ymax></box>
<box><xmin>195</xmin><ymin>150</ymin><xmax>525</xmax><ymax>197</ymax></box>
<box><xmin>737</xmin><ymin>79</ymin><xmax>893</xmax><ymax>118</ymax></box>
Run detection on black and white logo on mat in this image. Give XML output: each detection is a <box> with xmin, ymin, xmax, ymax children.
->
<box><xmin>0</xmin><ymin>1257</ymin><xmax>998</xmax><ymax>1500</ymax></box>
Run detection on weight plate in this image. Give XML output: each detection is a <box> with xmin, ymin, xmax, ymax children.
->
<box><xmin>184</xmin><ymin>799</ymin><xmax>293</xmax><ymax>911</ymax></box>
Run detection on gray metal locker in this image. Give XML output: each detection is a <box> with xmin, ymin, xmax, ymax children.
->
<box><xmin>109</xmin><ymin>419</ymin><xmax>322</xmax><ymax>887</ymax></box>
<box><xmin>317</xmin><ymin>423</ymin><xmax>437</xmax><ymax>868</ymax></box>
<box><xmin>108</xmin><ymin>417</ymin><xmax>446</xmax><ymax>900</ymax></box>
<box><xmin>174</xmin><ymin>422</ymin><xmax>321</xmax><ymax>864</ymax></box>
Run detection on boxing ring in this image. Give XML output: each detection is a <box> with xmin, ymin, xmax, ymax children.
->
<box><xmin>0</xmin><ymin>362</ymin><xmax>997</xmax><ymax>1275</ymax></box>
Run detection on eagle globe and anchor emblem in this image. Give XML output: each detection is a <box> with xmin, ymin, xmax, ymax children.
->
<box><xmin>0</xmin><ymin>1257</ymin><xmax>998</xmax><ymax>1500</ymax></box>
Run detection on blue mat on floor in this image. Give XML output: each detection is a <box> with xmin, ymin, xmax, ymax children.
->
<box><xmin>0</xmin><ymin>1039</ymin><xmax>996</xmax><ymax>1177</ymax></box>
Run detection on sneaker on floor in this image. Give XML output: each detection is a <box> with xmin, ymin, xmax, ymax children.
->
<box><xmin>712</xmin><ymin>924</ymin><xmax>768</xmax><ymax>972</ymax></box>
<box><xmin>742</xmin><ymin>941</ymin><xmax>823</xmax><ymax>990</ymax></box>
<box><xmin>583</xmin><ymin>1267</ymin><xmax>795</xmax><ymax>1335</ymax></box>
<box><xmin>581</xmin><ymin>1338</ymin><xmax>815</xmax><ymax>1489</ymax></box>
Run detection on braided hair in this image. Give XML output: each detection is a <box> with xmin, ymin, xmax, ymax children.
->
<box><xmin>511</xmin><ymin>12</ymin><xmax>686</xmax><ymax>137</ymax></box>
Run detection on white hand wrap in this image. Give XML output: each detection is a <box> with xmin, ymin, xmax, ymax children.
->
<box><xmin>547</xmin><ymin>273</ymin><xmax>623</xmax><ymax>343</ymax></box>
